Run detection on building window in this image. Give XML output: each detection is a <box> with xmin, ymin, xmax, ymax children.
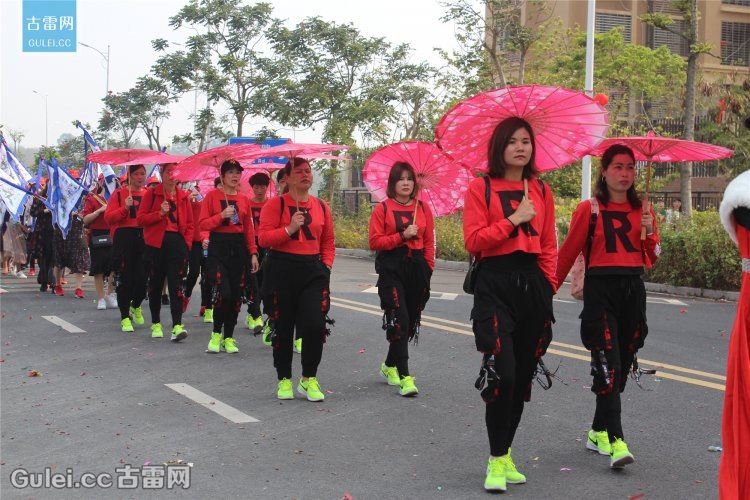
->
<box><xmin>650</xmin><ymin>0</ymin><xmax>683</xmax><ymax>15</ymax></box>
<box><xmin>648</xmin><ymin>19</ymin><xmax>690</xmax><ymax>57</ymax></box>
<box><xmin>722</xmin><ymin>22</ymin><xmax>750</xmax><ymax>66</ymax></box>
<box><xmin>596</xmin><ymin>13</ymin><xmax>632</xmax><ymax>43</ymax></box>
<box><xmin>722</xmin><ymin>0</ymin><xmax>750</xmax><ymax>7</ymax></box>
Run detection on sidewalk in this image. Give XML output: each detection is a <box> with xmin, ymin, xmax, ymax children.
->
<box><xmin>335</xmin><ymin>247</ymin><xmax>740</xmax><ymax>302</ymax></box>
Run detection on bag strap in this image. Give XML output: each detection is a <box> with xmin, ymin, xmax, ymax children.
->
<box><xmin>584</xmin><ymin>198</ymin><xmax>599</xmax><ymax>269</ymax></box>
<box><xmin>484</xmin><ymin>176</ymin><xmax>491</xmax><ymax>208</ymax></box>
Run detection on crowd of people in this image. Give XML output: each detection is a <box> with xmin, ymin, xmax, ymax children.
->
<box><xmin>9</xmin><ymin>115</ymin><xmax>749</xmax><ymax>495</ymax></box>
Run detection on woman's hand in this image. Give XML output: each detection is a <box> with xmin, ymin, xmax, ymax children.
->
<box><xmin>98</xmin><ymin>204</ymin><xmax>107</xmax><ymax>214</ymax></box>
<box><xmin>509</xmin><ymin>196</ymin><xmax>535</xmax><ymax>225</ymax></box>
<box><xmin>202</xmin><ymin>239</ymin><xmax>209</xmax><ymax>250</ymax></box>
<box><xmin>642</xmin><ymin>205</ymin><xmax>654</xmax><ymax>234</ymax></box>
<box><xmin>124</xmin><ymin>195</ymin><xmax>134</xmax><ymax>208</ymax></box>
<box><xmin>160</xmin><ymin>200</ymin><xmax>170</xmax><ymax>217</ymax></box>
<box><xmin>221</xmin><ymin>205</ymin><xmax>236</xmax><ymax>219</ymax></box>
<box><xmin>402</xmin><ymin>224</ymin><xmax>419</xmax><ymax>239</ymax></box>
<box><xmin>286</xmin><ymin>211</ymin><xmax>305</xmax><ymax>234</ymax></box>
<box><xmin>251</xmin><ymin>254</ymin><xmax>259</xmax><ymax>273</ymax></box>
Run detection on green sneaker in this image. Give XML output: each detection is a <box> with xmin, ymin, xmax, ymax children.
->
<box><xmin>399</xmin><ymin>375</ymin><xmax>419</xmax><ymax>397</ymax></box>
<box><xmin>610</xmin><ymin>438</ymin><xmax>634</xmax><ymax>468</ymax></box>
<box><xmin>251</xmin><ymin>316</ymin><xmax>263</xmax><ymax>334</ymax></box>
<box><xmin>380</xmin><ymin>363</ymin><xmax>400</xmax><ymax>386</ymax></box>
<box><xmin>130</xmin><ymin>306</ymin><xmax>144</xmax><ymax>325</ymax></box>
<box><xmin>245</xmin><ymin>314</ymin><xmax>253</xmax><ymax>330</ymax></box>
<box><xmin>222</xmin><ymin>337</ymin><xmax>239</xmax><ymax>354</ymax></box>
<box><xmin>261</xmin><ymin>320</ymin><xmax>273</xmax><ymax>346</ymax></box>
<box><xmin>203</xmin><ymin>308</ymin><xmax>213</xmax><ymax>323</ymax></box>
<box><xmin>121</xmin><ymin>317</ymin><xmax>134</xmax><ymax>333</ymax></box>
<box><xmin>277</xmin><ymin>378</ymin><xmax>294</xmax><ymax>400</ymax></box>
<box><xmin>150</xmin><ymin>323</ymin><xmax>164</xmax><ymax>338</ymax></box>
<box><xmin>171</xmin><ymin>324</ymin><xmax>187</xmax><ymax>342</ymax></box>
<box><xmin>207</xmin><ymin>332</ymin><xmax>222</xmax><ymax>353</ymax></box>
<box><xmin>294</xmin><ymin>337</ymin><xmax>303</xmax><ymax>354</ymax></box>
<box><xmin>484</xmin><ymin>456</ymin><xmax>507</xmax><ymax>492</ymax></box>
<box><xmin>501</xmin><ymin>448</ymin><xmax>527</xmax><ymax>484</ymax></box>
<box><xmin>586</xmin><ymin>429</ymin><xmax>612</xmax><ymax>456</ymax></box>
<box><xmin>297</xmin><ymin>377</ymin><xmax>325</xmax><ymax>402</ymax></box>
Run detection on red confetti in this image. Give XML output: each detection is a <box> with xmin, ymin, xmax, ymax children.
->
<box><xmin>342</xmin><ymin>494</ymin><xmax>354</xmax><ymax>500</ymax></box>
<box><xmin>1</xmin><ymin>312</ymin><xmax>5</xmax><ymax>318</ymax></box>
<box><xmin>28</xmin><ymin>316</ymin><xmax>33</xmax><ymax>320</ymax></box>
<box><xmin>679</xmin><ymin>309</ymin><xmax>688</xmax><ymax>314</ymax></box>
<box><xmin>629</xmin><ymin>494</ymin><xmax>646</xmax><ymax>500</ymax></box>
<box><xmin>80</xmin><ymin>371</ymin><xmax>86</xmax><ymax>376</ymax></box>
<box><xmin>0</xmin><ymin>359</ymin><xmax>5</xmax><ymax>362</ymax></box>
<box><xmin>27</xmin><ymin>369</ymin><xmax>42</xmax><ymax>377</ymax></box>
<box><xmin>358</xmin><ymin>348</ymin><xmax>366</xmax><ymax>354</ymax></box>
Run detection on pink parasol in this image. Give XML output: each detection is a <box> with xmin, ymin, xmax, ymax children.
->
<box><xmin>172</xmin><ymin>144</ymin><xmax>262</xmax><ymax>182</ymax></box>
<box><xmin>363</xmin><ymin>141</ymin><xmax>473</xmax><ymax>217</ymax></box>
<box><xmin>87</xmin><ymin>148</ymin><xmax>167</xmax><ymax>165</ymax></box>
<box><xmin>435</xmin><ymin>85</ymin><xmax>610</xmax><ymax>173</ymax></box>
<box><xmin>254</xmin><ymin>143</ymin><xmax>350</xmax><ymax>160</ymax></box>
<box><xmin>591</xmin><ymin>131</ymin><xmax>734</xmax><ymax>238</ymax></box>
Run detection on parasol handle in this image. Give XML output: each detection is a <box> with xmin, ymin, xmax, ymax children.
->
<box><xmin>641</xmin><ymin>160</ymin><xmax>653</xmax><ymax>241</ymax></box>
<box><xmin>523</xmin><ymin>178</ymin><xmax>528</xmax><ymax>198</ymax></box>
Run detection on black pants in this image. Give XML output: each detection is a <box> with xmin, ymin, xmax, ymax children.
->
<box><xmin>36</xmin><ymin>236</ymin><xmax>53</xmax><ymax>291</ymax></box>
<box><xmin>471</xmin><ymin>253</ymin><xmax>554</xmax><ymax>457</ymax></box>
<box><xmin>376</xmin><ymin>248</ymin><xmax>431</xmax><ymax>377</ymax></box>
<box><xmin>263</xmin><ymin>251</ymin><xmax>331</xmax><ymax>380</ymax></box>
<box><xmin>145</xmin><ymin>233</ymin><xmax>188</xmax><ymax>327</ymax></box>
<box><xmin>112</xmin><ymin>227</ymin><xmax>146</xmax><ymax>320</ymax></box>
<box><xmin>582</xmin><ymin>274</ymin><xmax>648</xmax><ymax>442</ymax></box>
<box><xmin>206</xmin><ymin>233</ymin><xmax>251</xmax><ymax>339</ymax></box>
<box><xmin>185</xmin><ymin>241</ymin><xmax>210</xmax><ymax>308</ymax></box>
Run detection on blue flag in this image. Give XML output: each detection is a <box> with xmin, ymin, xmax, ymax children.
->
<box><xmin>48</xmin><ymin>158</ymin><xmax>86</xmax><ymax>238</ymax></box>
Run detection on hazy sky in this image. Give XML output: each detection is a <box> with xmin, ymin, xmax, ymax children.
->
<box><xmin>0</xmin><ymin>0</ymin><xmax>461</xmax><ymax>153</ymax></box>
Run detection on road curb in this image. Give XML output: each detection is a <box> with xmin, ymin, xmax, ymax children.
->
<box><xmin>335</xmin><ymin>247</ymin><xmax>740</xmax><ymax>302</ymax></box>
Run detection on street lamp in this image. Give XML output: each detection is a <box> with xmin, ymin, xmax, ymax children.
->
<box><xmin>79</xmin><ymin>42</ymin><xmax>110</xmax><ymax>96</ymax></box>
<box><xmin>31</xmin><ymin>90</ymin><xmax>48</xmax><ymax>146</ymax></box>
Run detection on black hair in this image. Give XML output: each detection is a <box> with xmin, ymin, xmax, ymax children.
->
<box><xmin>486</xmin><ymin>117</ymin><xmax>538</xmax><ymax>179</ymax></box>
<box><xmin>282</xmin><ymin>157</ymin><xmax>310</xmax><ymax>178</ymax></box>
<box><xmin>249</xmin><ymin>172</ymin><xmax>270</xmax><ymax>187</ymax></box>
<box><xmin>595</xmin><ymin>144</ymin><xmax>641</xmax><ymax>209</ymax></box>
<box><xmin>385</xmin><ymin>162</ymin><xmax>419</xmax><ymax>200</ymax></box>
<box><xmin>213</xmin><ymin>176</ymin><xmax>221</xmax><ymax>188</ymax></box>
<box><xmin>128</xmin><ymin>164</ymin><xmax>146</xmax><ymax>175</ymax></box>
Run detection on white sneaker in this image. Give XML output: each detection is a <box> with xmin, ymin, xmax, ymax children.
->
<box><xmin>97</xmin><ymin>298</ymin><xmax>107</xmax><ymax>310</ymax></box>
<box><xmin>15</xmin><ymin>271</ymin><xmax>27</xmax><ymax>279</ymax></box>
<box><xmin>106</xmin><ymin>293</ymin><xmax>118</xmax><ymax>308</ymax></box>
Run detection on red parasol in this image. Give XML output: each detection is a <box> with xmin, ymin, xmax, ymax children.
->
<box><xmin>435</xmin><ymin>85</ymin><xmax>610</xmax><ymax>174</ymax></box>
<box><xmin>591</xmin><ymin>131</ymin><xmax>734</xmax><ymax>238</ymax></box>
<box><xmin>172</xmin><ymin>144</ymin><xmax>262</xmax><ymax>182</ymax></box>
<box><xmin>87</xmin><ymin>148</ymin><xmax>167</xmax><ymax>165</ymax></box>
<box><xmin>363</xmin><ymin>141</ymin><xmax>472</xmax><ymax>216</ymax></box>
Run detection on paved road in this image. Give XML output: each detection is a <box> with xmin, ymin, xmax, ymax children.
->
<box><xmin>0</xmin><ymin>255</ymin><xmax>736</xmax><ymax>499</ymax></box>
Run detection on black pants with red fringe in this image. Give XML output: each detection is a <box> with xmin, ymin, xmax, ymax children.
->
<box><xmin>581</xmin><ymin>273</ymin><xmax>647</xmax><ymax>442</ymax></box>
<box><xmin>262</xmin><ymin>251</ymin><xmax>331</xmax><ymax>380</ymax></box>
<box><xmin>144</xmin><ymin>232</ymin><xmax>188</xmax><ymax>327</ymax></box>
<box><xmin>471</xmin><ymin>253</ymin><xmax>554</xmax><ymax>457</ymax></box>
<box><xmin>205</xmin><ymin>233</ymin><xmax>252</xmax><ymax>340</ymax></box>
<box><xmin>111</xmin><ymin>227</ymin><xmax>146</xmax><ymax>321</ymax></box>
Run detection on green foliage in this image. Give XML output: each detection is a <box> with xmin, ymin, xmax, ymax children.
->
<box><xmin>435</xmin><ymin>213</ymin><xmax>470</xmax><ymax>261</ymax></box>
<box><xmin>333</xmin><ymin>200</ymin><xmax>372</xmax><ymax>250</ymax></box>
<box><xmin>553</xmin><ymin>197</ymin><xmax>580</xmax><ymax>242</ymax></box>
<box><xmin>643</xmin><ymin>211</ymin><xmax>741</xmax><ymax>291</ymax></box>
<box><xmin>56</xmin><ymin>133</ymin><xmax>86</xmax><ymax>168</ymax></box>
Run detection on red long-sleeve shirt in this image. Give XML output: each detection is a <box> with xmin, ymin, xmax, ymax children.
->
<box><xmin>463</xmin><ymin>176</ymin><xmax>558</xmax><ymax>290</ymax></box>
<box><xmin>199</xmin><ymin>189</ymin><xmax>258</xmax><ymax>255</ymax></box>
<box><xmin>369</xmin><ymin>199</ymin><xmax>436</xmax><ymax>270</ymax></box>
<box><xmin>136</xmin><ymin>185</ymin><xmax>194</xmax><ymax>249</ymax></box>
<box><xmin>190</xmin><ymin>200</ymin><xmax>208</xmax><ymax>243</ymax></box>
<box><xmin>249</xmin><ymin>199</ymin><xmax>267</xmax><ymax>247</ymax></box>
<box><xmin>81</xmin><ymin>193</ymin><xmax>109</xmax><ymax>231</ymax></box>
<box><xmin>556</xmin><ymin>199</ymin><xmax>660</xmax><ymax>285</ymax></box>
<box><xmin>104</xmin><ymin>187</ymin><xmax>147</xmax><ymax>238</ymax></box>
<box><xmin>258</xmin><ymin>193</ymin><xmax>335</xmax><ymax>267</ymax></box>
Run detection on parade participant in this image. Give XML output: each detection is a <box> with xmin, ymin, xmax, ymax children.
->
<box><xmin>463</xmin><ymin>117</ymin><xmax>557</xmax><ymax>492</ymax></box>
<box><xmin>245</xmin><ymin>172</ymin><xmax>270</xmax><ymax>333</ymax></box>
<box><xmin>182</xmin><ymin>184</ymin><xmax>211</xmax><ymax>322</ymax></box>
<box><xmin>718</xmin><ymin>168</ymin><xmax>750</xmax><ymax>499</ymax></box>
<box><xmin>276</xmin><ymin>168</ymin><xmax>289</xmax><ymax>195</ymax></box>
<box><xmin>81</xmin><ymin>178</ymin><xmax>116</xmax><ymax>310</ymax></box>
<box><xmin>259</xmin><ymin>157</ymin><xmax>335</xmax><ymax>401</ymax></box>
<box><xmin>51</xmin><ymin>207</ymin><xmax>90</xmax><ymax>298</ymax></box>
<box><xmin>105</xmin><ymin>164</ymin><xmax>148</xmax><ymax>332</ymax></box>
<box><xmin>30</xmin><ymin>184</ymin><xmax>54</xmax><ymax>292</ymax></box>
<box><xmin>556</xmin><ymin>144</ymin><xmax>659</xmax><ymax>470</ymax></box>
<box><xmin>199</xmin><ymin>160</ymin><xmax>259</xmax><ymax>354</ymax></box>
<box><xmin>369</xmin><ymin>162</ymin><xmax>434</xmax><ymax>397</ymax></box>
<box><xmin>137</xmin><ymin>163</ymin><xmax>194</xmax><ymax>341</ymax></box>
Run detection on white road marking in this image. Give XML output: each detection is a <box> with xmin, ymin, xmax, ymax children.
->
<box><xmin>42</xmin><ymin>315</ymin><xmax>85</xmax><ymax>333</ymax></box>
<box><xmin>649</xmin><ymin>297</ymin><xmax>688</xmax><ymax>306</ymax></box>
<box><xmin>0</xmin><ymin>287</ymin><xmax>7</xmax><ymax>294</ymax></box>
<box><xmin>165</xmin><ymin>383</ymin><xmax>259</xmax><ymax>423</ymax></box>
<box><xmin>362</xmin><ymin>286</ymin><xmax>457</xmax><ymax>301</ymax></box>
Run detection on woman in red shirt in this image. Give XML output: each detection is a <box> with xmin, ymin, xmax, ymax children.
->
<box><xmin>258</xmin><ymin>158</ymin><xmax>335</xmax><ymax>402</ymax></box>
<box><xmin>463</xmin><ymin>117</ymin><xmax>557</xmax><ymax>492</ymax></box>
<box><xmin>81</xmin><ymin>177</ymin><xmax>115</xmax><ymax>310</ymax></box>
<box><xmin>556</xmin><ymin>144</ymin><xmax>659</xmax><ymax>470</ymax></box>
<box><xmin>244</xmin><ymin>172</ymin><xmax>270</xmax><ymax>334</ymax></box>
<box><xmin>182</xmin><ymin>184</ymin><xmax>211</xmax><ymax>321</ymax></box>
<box><xmin>104</xmin><ymin>165</ymin><xmax>149</xmax><ymax>332</ymax></box>
<box><xmin>137</xmin><ymin>163</ymin><xmax>194</xmax><ymax>342</ymax></box>
<box><xmin>199</xmin><ymin>160</ymin><xmax>259</xmax><ymax>354</ymax></box>
<box><xmin>368</xmin><ymin>162</ymin><xmax>434</xmax><ymax>397</ymax></box>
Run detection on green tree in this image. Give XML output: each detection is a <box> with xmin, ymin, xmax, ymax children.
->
<box><xmin>98</xmin><ymin>90</ymin><xmax>142</xmax><ymax>149</ymax></box>
<box><xmin>56</xmin><ymin>133</ymin><xmax>86</xmax><ymax>168</ymax></box>
<box><xmin>153</xmin><ymin>0</ymin><xmax>280</xmax><ymax>139</ymax></box>
<box><xmin>642</xmin><ymin>0</ymin><xmax>713</xmax><ymax>217</ymax></box>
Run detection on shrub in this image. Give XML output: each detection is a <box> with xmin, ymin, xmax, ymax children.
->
<box><xmin>435</xmin><ymin>214</ymin><xmax>469</xmax><ymax>261</ymax></box>
<box><xmin>333</xmin><ymin>201</ymin><xmax>372</xmax><ymax>250</ymax></box>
